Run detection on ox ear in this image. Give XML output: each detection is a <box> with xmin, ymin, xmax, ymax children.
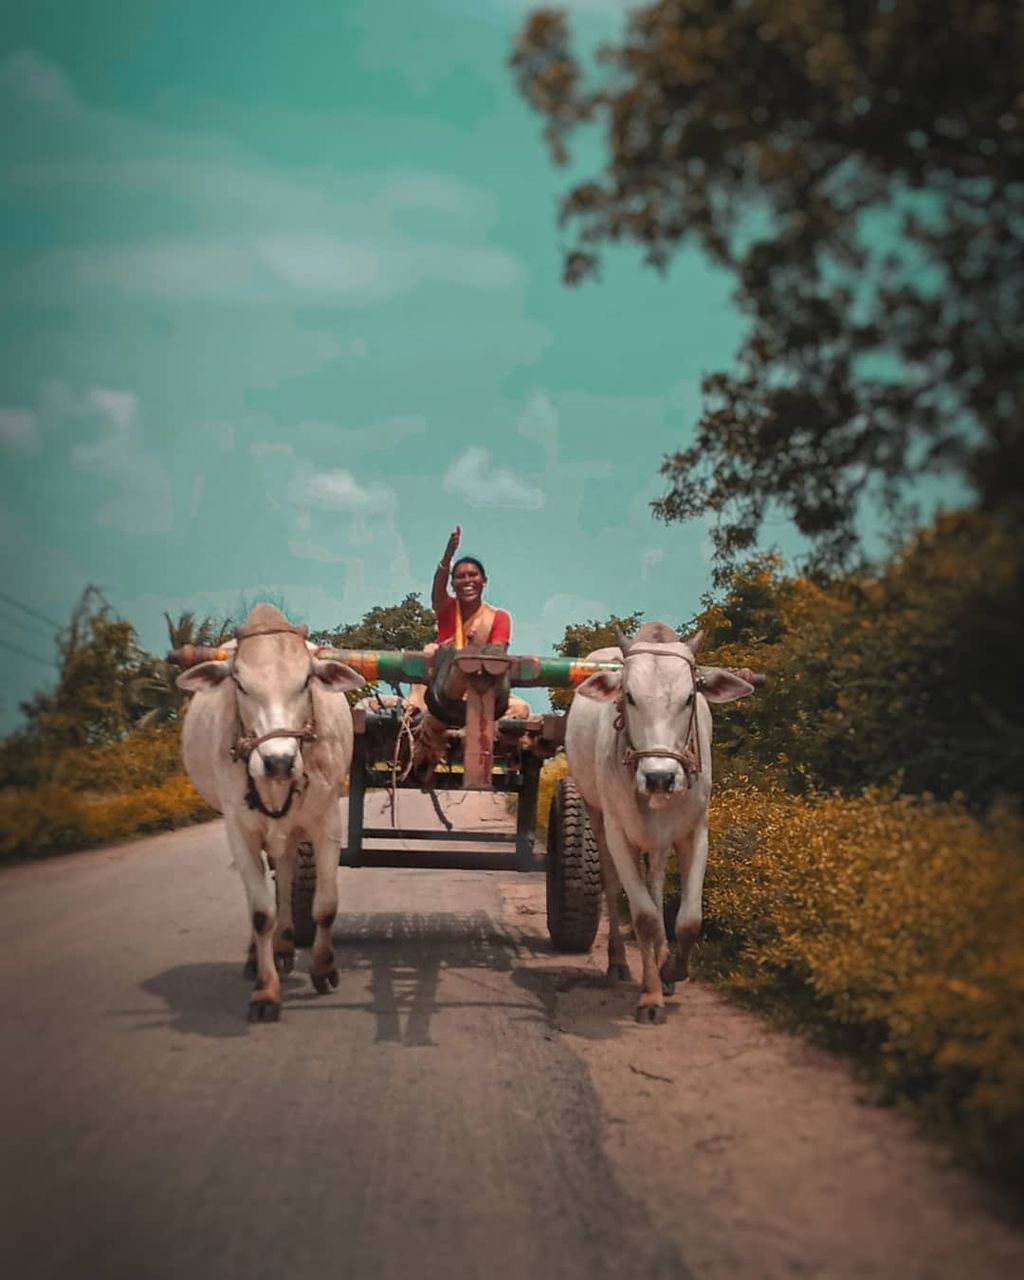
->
<box><xmin>683</xmin><ymin>628</ymin><xmax>704</xmax><ymax>656</ymax></box>
<box><xmin>697</xmin><ymin>667</ymin><xmax>754</xmax><ymax>704</ymax></box>
<box><xmin>176</xmin><ymin>661</ymin><xmax>231</xmax><ymax>692</ymax></box>
<box><xmin>575</xmin><ymin>670</ymin><xmax>622</xmax><ymax>702</ymax></box>
<box><xmin>311</xmin><ymin>658</ymin><xmax>366</xmax><ymax>694</ymax></box>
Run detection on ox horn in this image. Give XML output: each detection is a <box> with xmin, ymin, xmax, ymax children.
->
<box><xmin>683</xmin><ymin>628</ymin><xmax>704</xmax><ymax>656</ymax></box>
<box><xmin>614</xmin><ymin>625</ymin><xmax>632</xmax><ymax>657</ymax></box>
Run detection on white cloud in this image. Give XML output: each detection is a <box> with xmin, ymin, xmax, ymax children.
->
<box><xmin>190</xmin><ymin>473</ymin><xmax>205</xmax><ymax>519</ymax></box>
<box><xmin>0</xmin><ymin>409</ymin><xmax>40</xmax><ymax>452</ymax></box>
<box><xmin>250</xmin><ymin>442</ymin><xmax>295</xmax><ymax>460</ymax></box>
<box><xmin>443</xmin><ymin>447</ymin><xmax>545</xmax><ymax>510</ymax></box>
<box><xmin>0</xmin><ymin>49</ymin><xmax>81</xmax><ymax>116</ymax></box>
<box><xmin>293</xmin><ymin>468</ymin><xmax>396</xmax><ymax>515</ymax></box>
<box><xmin>287</xmin><ymin>539</ymin><xmax>349</xmax><ymax>564</ymax></box>
<box><xmin>491</xmin><ymin>0</ymin><xmax>629</xmax><ymax>11</ymax></box>
<box><xmin>640</xmin><ymin>547</ymin><xmax>665</xmax><ymax>580</ymax></box>
<box><xmin>517</xmin><ymin>391</ymin><xmax>560</xmax><ymax>470</ymax></box>
<box><xmin>2</xmin><ymin>58</ymin><xmax>524</xmax><ymax>310</ymax></box>
<box><xmin>10</xmin><ymin>234</ymin><xmax>521</xmax><ymax>307</ymax></box>
<box><xmin>208</xmin><ymin>421</ymin><xmax>236</xmax><ymax>453</ymax></box>
<box><xmin>87</xmin><ymin>387</ymin><xmax>137</xmax><ymax>429</ymax></box>
<box><xmin>70</xmin><ymin>388</ymin><xmax>174</xmax><ymax>535</ymax></box>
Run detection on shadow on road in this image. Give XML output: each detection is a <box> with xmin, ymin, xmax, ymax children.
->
<box><xmin>289</xmin><ymin>909</ymin><xmax>548</xmax><ymax>1046</ymax></box>
<box><xmin>135</xmin><ymin>962</ymin><xmax>307</xmax><ymax>1038</ymax></box>
<box><xmin>509</xmin><ymin>965</ymin><xmax>638</xmax><ymax>1043</ymax></box>
<box><xmin>136</xmin><ymin>911</ymin><xmax>567</xmax><ymax>1044</ymax></box>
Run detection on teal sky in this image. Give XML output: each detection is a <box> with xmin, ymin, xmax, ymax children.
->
<box><xmin>1</xmin><ymin>0</ymin><xmax>787</xmax><ymax>728</ymax></box>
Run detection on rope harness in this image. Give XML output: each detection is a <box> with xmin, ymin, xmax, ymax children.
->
<box><xmin>227</xmin><ymin>622</ymin><xmax>319</xmax><ymax>820</ymax></box>
<box><xmin>613</xmin><ymin>645</ymin><xmax>704</xmax><ymax>788</ymax></box>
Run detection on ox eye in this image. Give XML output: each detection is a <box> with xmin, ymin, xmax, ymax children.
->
<box><xmin>232</xmin><ymin>675</ymin><xmax>248</xmax><ymax>696</ymax></box>
<box><xmin>685</xmin><ymin>692</ymin><xmax>695</xmax><ymax>707</ymax></box>
<box><xmin>302</xmin><ymin>672</ymin><xmax>312</xmax><ymax>690</ymax></box>
<box><xmin>625</xmin><ymin>691</ymin><xmax>636</xmax><ymax>706</ymax></box>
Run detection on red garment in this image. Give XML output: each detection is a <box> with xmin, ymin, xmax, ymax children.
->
<box><xmin>435</xmin><ymin>596</ymin><xmax>512</xmax><ymax>647</ymax></box>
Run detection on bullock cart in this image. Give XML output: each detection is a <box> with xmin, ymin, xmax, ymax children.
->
<box><xmin>168</xmin><ymin>640</ymin><xmax>620</xmax><ymax>953</ymax></box>
<box><xmin>293</xmin><ymin>646</ymin><xmax>620</xmax><ymax>953</ymax></box>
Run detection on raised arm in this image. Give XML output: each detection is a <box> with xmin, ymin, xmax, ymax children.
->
<box><xmin>432</xmin><ymin>525</ymin><xmax>461</xmax><ymax>614</ymax></box>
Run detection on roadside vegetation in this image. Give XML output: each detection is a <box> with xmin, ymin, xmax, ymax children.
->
<box><xmin>0</xmin><ymin>591</ymin><xmax>434</xmax><ymax>863</ymax></box>
<box><xmin>538</xmin><ymin>510</ymin><xmax>1023</xmax><ymax>1190</ymax></box>
<box><xmin>513</xmin><ymin>0</ymin><xmax>1022</xmax><ymax>1188</ymax></box>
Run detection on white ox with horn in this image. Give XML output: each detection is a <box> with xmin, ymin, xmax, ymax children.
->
<box><xmin>565</xmin><ymin>622</ymin><xmax>755</xmax><ymax>1024</ymax></box>
<box><xmin>177</xmin><ymin>603</ymin><xmax>364</xmax><ymax>1021</ymax></box>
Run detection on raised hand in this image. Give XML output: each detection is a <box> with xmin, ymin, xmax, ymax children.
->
<box><xmin>443</xmin><ymin>526</ymin><xmax>462</xmax><ymax>563</ymax></box>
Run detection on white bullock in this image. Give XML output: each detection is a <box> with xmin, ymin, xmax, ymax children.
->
<box><xmin>565</xmin><ymin>622</ymin><xmax>754</xmax><ymax>1023</ymax></box>
<box><xmin>177</xmin><ymin>604</ymin><xmax>364</xmax><ymax>1021</ymax></box>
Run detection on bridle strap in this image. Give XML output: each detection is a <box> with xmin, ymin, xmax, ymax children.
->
<box><xmin>228</xmin><ymin>629</ymin><xmax>319</xmax><ymax>818</ymax></box>
<box><xmin>231</xmin><ymin>723</ymin><xmax>317</xmax><ymax>763</ymax></box>
<box><xmin>615</xmin><ymin>646</ymin><xmax>703</xmax><ymax>784</ymax></box>
<box><xmin>229</xmin><ymin>628</ymin><xmax>319</xmax><ymax>765</ymax></box>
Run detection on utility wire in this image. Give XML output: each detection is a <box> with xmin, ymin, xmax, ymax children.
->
<box><xmin>0</xmin><ymin>589</ymin><xmax>62</xmax><ymax>632</ymax></box>
<box><xmin>0</xmin><ymin>635</ymin><xmax>58</xmax><ymax>669</ymax></box>
<box><xmin>0</xmin><ymin>602</ymin><xmax>54</xmax><ymax>643</ymax></box>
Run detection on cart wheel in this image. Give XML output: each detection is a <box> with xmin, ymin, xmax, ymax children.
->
<box><xmin>546</xmin><ymin>777</ymin><xmax>602</xmax><ymax>953</ymax></box>
<box><xmin>291</xmin><ymin>842</ymin><xmax>317</xmax><ymax>949</ymax></box>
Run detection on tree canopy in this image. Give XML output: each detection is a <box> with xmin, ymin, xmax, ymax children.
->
<box><xmin>310</xmin><ymin>593</ymin><xmax>436</xmax><ymax>653</ymax></box>
<box><xmin>20</xmin><ymin>586</ymin><xmax>143</xmax><ymax>756</ymax></box>
<box><xmin>511</xmin><ymin>0</ymin><xmax>1023</xmax><ymax>573</ymax></box>
<box><xmin>688</xmin><ymin>510</ymin><xmax>1024</xmax><ymax>804</ymax></box>
<box><xmin>549</xmin><ymin>610</ymin><xmax>643</xmax><ymax>710</ymax></box>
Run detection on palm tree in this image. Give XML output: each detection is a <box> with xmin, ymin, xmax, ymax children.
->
<box><xmin>130</xmin><ymin>611</ymin><xmax>231</xmax><ymax>729</ymax></box>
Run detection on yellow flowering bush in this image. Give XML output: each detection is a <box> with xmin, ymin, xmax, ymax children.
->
<box><xmin>697</xmin><ymin>785</ymin><xmax>1024</xmax><ymax>1183</ymax></box>
<box><xmin>0</xmin><ymin>776</ymin><xmax>216</xmax><ymax>862</ymax></box>
<box><xmin>536</xmin><ymin>753</ymin><xmax>570</xmax><ymax>836</ymax></box>
<box><xmin>537</xmin><ymin>755</ymin><xmax>1022</xmax><ymax>1181</ymax></box>
<box><xmin>0</xmin><ymin>725</ymin><xmax>215</xmax><ymax>861</ymax></box>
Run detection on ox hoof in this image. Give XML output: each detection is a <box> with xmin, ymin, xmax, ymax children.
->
<box><xmin>247</xmin><ymin>997</ymin><xmax>281</xmax><ymax>1023</ymax></box>
<box><xmin>607</xmin><ymin>963</ymin><xmax>632</xmax><ymax>983</ymax></box>
<box><xmin>635</xmin><ymin>1003</ymin><xmax>667</xmax><ymax>1025</ymax></box>
<box><xmin>661</xmin><ymin>979</ymin><xmax>676</xmax><ymax>997</ymax></box>
<box><xmin>274</xmin><ymin>949</ymin><xmax>296</xmax><ymax>976</ymax></box>
<box><xmin>310</xmin><ymin>967</ymin><xmax>339</xmax><ymax>995</ymax></box>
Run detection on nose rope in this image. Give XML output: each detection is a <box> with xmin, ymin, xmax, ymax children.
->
<box><xmin>614</xmin><ymin>647</ymin><xmax>703</xmax><ymax>786</ymax></box>
<box><xmin>230</xmin><ymin>723</ymin><xmax>318</xmax><ymax>764</ymax></box>
<box><xmin>227</xmin><ymin>630</ymin><xmax>320</xmax><ymax>818</ymax></box>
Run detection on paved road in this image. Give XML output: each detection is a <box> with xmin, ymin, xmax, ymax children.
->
<box><xmin>2</xmin><ymin>793</ymin><xmax>1021</xmax><ymax>1280</ymax></box>
<box><xmin>0</xmin><ymin>794</ymin><xmax>681</xmax><ymax>1280</ymax></box>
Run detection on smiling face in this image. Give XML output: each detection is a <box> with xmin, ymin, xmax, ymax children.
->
<box><xmin>452</xmin><ymin>558</ymin><xmax>486</xmax><ymax>608</ymax></box>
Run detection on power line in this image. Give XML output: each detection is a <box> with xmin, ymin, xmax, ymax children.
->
<box><xmin>0</xmin><ymin>635</ymin><xmax>58</xmax><ymax>670</ymax></box>
<box><xmin>0</xmin><ymin>589</ymin><xmax>62</xmax><ymax>632</ymax></box>
<box><xmin>0</xmin><ymin>602</ymin><xmax>55</xmax><ymax>643</ymax></box>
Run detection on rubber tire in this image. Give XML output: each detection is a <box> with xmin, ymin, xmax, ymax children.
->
<box><xmin>546</xmin><ymin>777</ymin><xmax>602</xmax><ymax>953</ymax></box>
<box><xmin>291</xmin><ymin>842</ymin><xmax>317</xmax><ymax>949</ymax></box>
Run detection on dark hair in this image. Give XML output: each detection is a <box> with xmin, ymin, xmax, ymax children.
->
<box><xmin>452</xmin><ymin>555</ymin><xmax>486</xmax><ymax>578</ymax></box>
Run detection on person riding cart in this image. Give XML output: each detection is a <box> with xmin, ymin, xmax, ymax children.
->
<box><xmin>409</xmin><ymin>526</ymin><xmax>515</xmax><ymax>784</ymax></box>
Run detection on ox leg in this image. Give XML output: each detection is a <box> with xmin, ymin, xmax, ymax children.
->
<box><xmin>309</xmin><ymin>826</ymin><xmax>341</xmax><ymax>995</ymax></box>
<box><xmin>589</xmin><ymin>809</ymin><xmax>630</xmax><ymax>982</ymax></box>
<box><xmin>666</xmin><ymin>822</ymin><xmax>708</xmax><ymax>987</ymax></box>
<box><xmin>270</xmin><ymin>833</ymin><xmax>301</xmax><ymax>975</ymax></box>
<box><xmin>225</xmin><ymin>823</ymin><xmax>281</xmax><ymax>1022</ymax></box>
<box><xmin>604</xmin><ymin>824</ymin><xmax>666</xmax><ymax>1024</ymax></box>
<box><xmin>644</xmin><ymin>848</ymin><xmax>674</xmax><ymax>995</ymax></box>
